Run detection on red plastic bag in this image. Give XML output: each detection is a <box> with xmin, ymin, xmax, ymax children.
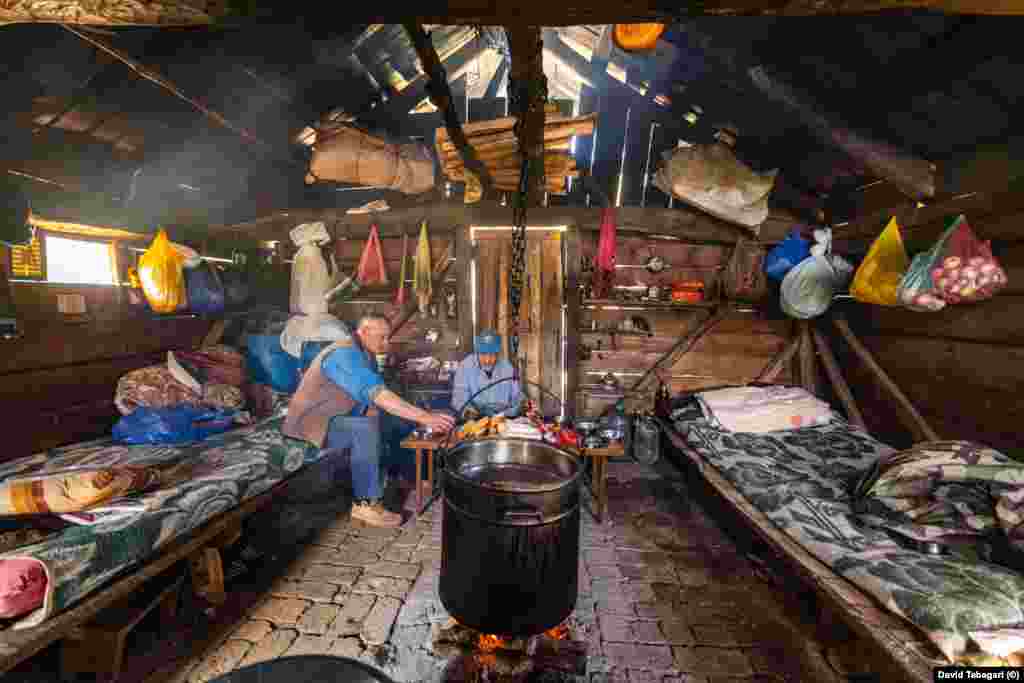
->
<box><xmin>930</xmin><ymin>215</ymin><xmax>1007</xmax><ymax>304</ymax></box>
<box><xmin>356</xmin><ymin>224</ymin><xmax>389</xmax><ymax>286</ymax></box>
<box><xmin>592</xmin><ymin>207</ymin><xmax>617</xmax><ymax>299</ymax></box>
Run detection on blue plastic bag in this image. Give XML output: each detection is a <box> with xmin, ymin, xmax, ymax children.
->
<box><xmin>113</xmin><ymin>406</ymin><xmax>237</xmax><ymax>444</ymax></box>
<box><xmin>765</xmin><ymin>230</ymin><xmax>811</xmax><ymax>281</ymax></box>
<box><xmin>246</xmin><ymin>334</ymin><xmax>301</xmax><ymax>393</ymax></box>
<box><xmin>185</xmin><ymin>261</ymin><xmax>226</xmax><ymax>315</ymax></box>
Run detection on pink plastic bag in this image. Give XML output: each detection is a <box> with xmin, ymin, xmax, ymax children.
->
<box><xmin>592</xmin><ymin>208</ymin><xmax>617</xmax><ymax>299</ymax></box>
<box><xmin>931</xmin><ymin>215</ymin><xmax>1007</xmax><ymax>304</ymax></box>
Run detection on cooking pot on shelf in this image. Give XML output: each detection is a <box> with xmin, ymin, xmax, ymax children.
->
<box><xmin>574</xmin><ymin>419</ymin><xmax>600</xmax><ymax>435</ymax></box>
<box><xmin>440</xmin><ymin>438</ymin><xmax>582</xmax><ymax>637</ymax></box>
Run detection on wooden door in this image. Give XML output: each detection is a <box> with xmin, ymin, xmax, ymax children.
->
<box><xmin>471</xmin><ymin>230</ymin><xmax>564</xmax><ymax>416</ymax></box>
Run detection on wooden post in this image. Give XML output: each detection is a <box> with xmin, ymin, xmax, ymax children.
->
<box><xmin>798</xmin><ymin>320</ymin><xmax>819</xmax><ymax>397</ymax></box>
<box><xmin>505</xmin><ymin>25</ymin><xmax>547</xmax><ymax>208</ymax></box>
<box><xmin>755</xmin><ymin>335</ymin><xmax>801</xmax><ymax>384</ymax></box>
<box><xmin>831</xmin><ymin>315</ymin><xmax>939</xmax><ymax>442</ymax></box>
<box><xmin>455</xmin><ymin>224</ymin><xmax>475</xmax><ymax>355</ymax></box>
<box><xmin>563</xmin><ymin>227</ymin><xmax>582</xmax><ymax>421</ymax></box>
<box><xmin>811</xmin><ymin>326</ymin><xmax>867</xmax><ymax>431</ymax></box>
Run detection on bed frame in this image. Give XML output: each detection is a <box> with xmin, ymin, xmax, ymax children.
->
<box><xmin>0</xmin><ymin>474</ymin><xmax>291</xmax><ymax>675</ymax></box>
<box><xmin>659</xmin><ymin>418</ymin><xmax>943</xmax><ymax>683</ymax></box>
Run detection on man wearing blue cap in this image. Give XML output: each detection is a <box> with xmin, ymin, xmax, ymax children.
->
<box><xmin>452</xmin><ymin>330</ymin><xmax>523</xmax><ymax>417</ymax></box>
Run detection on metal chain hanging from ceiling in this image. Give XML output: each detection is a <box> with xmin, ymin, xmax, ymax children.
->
<box><xmin>504</xmin><ymin>27</ymin><xmax>547</xmax><ymax>372</ymax></box>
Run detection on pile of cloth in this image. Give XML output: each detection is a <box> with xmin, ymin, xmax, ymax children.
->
<box><xmin>677</xmin><ymin>385</ymin><xmax>837</xmax><ymax>434</ymax></box>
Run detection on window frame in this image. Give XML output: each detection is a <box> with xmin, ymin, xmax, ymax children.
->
<box><xmin>40</xmin><ymin>231</ymin><xmax>119</xmax><ymax>287</ymax></box>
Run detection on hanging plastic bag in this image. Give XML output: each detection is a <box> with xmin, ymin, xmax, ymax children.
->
<box><xmin>289</xmin><ymin>222</ymin><xmax>332</xmax><ymax>315</ymax></box>
<box><xmin>185</xmin><ymin>261</ymin><xmax>226</xmax><ymax>315</ymax></box>
<box><xmin>138</xmin><ymin>229</ymin><xmax>187</xmax><ymax>313</ymax></box>
<box><xmin>765</xmin><ymin>230</ymin><xmax>811</xmax><ymax>281</ymax></box>
<box><xmin>896</xmin><ymin>224</ymin><xmax>954</xmax><ymax>313</ymax></box>
<box><xmin>356</xmin><ymin>224</ymin><xmax>389</xmax><ymax>286</ymax></box>
<box><xmin>781</xmin><ymin>255</ymin><xmax>840</xmax><ymax>319</ymax></box>
<box><xmin>170</xmin><ymin>242</ymin><xmax>202</xmax><ymax>268</ymax></box>
<box><xmin>112</xmin><ymin>405</ymin><xmax>238</xmax><ymax>445</ymax></box>
<box><xmin>850</xmin><ymin>217</ymin><xmax>909</xmax><ymax>306</ymax></box>
<box><xmin>930</xmin><ymin>214</ymin><xmax>1008</xmax><ymax>304</ymax></box>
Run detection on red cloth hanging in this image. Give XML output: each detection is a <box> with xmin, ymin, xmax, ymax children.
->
<box><xmin>356</xmin><ymin>224</ymin><xmax>389</xmax><ymax>286</ymax></box>
<box><xmin>394</xmin><ymin>232</ymin><xmax>408</xmax><ymax>307</ymax></box>
<box><xmin>592</xmin><ymin>207</ymin><xmax>617</xmax><ymax>299</ymax></box>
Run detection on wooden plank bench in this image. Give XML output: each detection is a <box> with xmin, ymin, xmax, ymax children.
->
<box><xmin>0</xmin><ymin>476</ymin><xmax>292</xmax><ymax>675</ymax></box>
<box><xmin>659</xmin><ymin>419</ymin><xmax>942</xmax><ymax>683</ymax></box>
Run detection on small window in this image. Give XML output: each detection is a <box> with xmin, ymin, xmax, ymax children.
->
<box><xmin>44</xmin><ymin>234</ymin><xmax>115</xmax><ymax>285</ymax></box>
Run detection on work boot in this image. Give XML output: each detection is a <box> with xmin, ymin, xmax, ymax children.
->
<box><xmin>351</xmin><ymin>500</ymin><xmax>403</xmax><ymax>528</ymax></box>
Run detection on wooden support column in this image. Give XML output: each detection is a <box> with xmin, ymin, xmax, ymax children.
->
<box><xmin>798</xmin><ymin>321</ymin><xmax>819</xmax><ymax>397</ymax></box>
<box><xmin>832</xmin><ymin>315</ymin><xmax>939</xmax><ymax>442</ymax></box>
<box><xmin>455</xmin><ymin>224</ymin><xmax>475</xmax><ymax>355</ymax></box>
<box><xmin>811</xmin><ymin>325</ymin><xmax>867</xmax><ymax>431</ymax></box>
<box><xmin>563</xmin><ymin>227</ymin><xmax>582</xmax><ymax>421</ymax></box>
<box><xmin>505</xmin><ymin>25</ymin><xmax>547</xmax><ymax>208</ymax></box>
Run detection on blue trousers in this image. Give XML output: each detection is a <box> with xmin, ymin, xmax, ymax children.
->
<box><xmin>325</xmin><ymin>415</ymin><xmax>383</xmax><ymax>501</ymax></box>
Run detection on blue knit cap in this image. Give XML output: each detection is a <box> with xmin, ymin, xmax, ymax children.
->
<box><xmin>474</xmin><ymin>330</ymin><xmax>502</xmax><ymax>354</ymax></box>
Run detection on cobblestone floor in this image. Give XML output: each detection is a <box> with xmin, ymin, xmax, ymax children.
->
<box><xmin>12</xmin><ymin>455</ymin><xmax>849</xmax><ymax>683</ymax></box>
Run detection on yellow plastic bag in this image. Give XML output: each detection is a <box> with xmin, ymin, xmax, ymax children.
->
<box><xmin>138</xmin><ymin>229</ymin><xmax>187</xmax><ymax>313</ymax></box>
<box><xmin>850</xmin><ymin>217</ymin><xmax>909</xmax><ymax>306</ymax></box>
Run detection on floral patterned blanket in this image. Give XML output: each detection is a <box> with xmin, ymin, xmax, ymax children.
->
<box><xmin>679</xmin><ymin>418</ymin><xmax>1024</xmax><ymax>662</ymax></box>
<box><xmin>0</xmin><ymin>396</ymin><xmax>317</xmax><ymax>629</ymax></box>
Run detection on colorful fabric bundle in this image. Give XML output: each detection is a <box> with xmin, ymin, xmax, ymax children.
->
<box><xmin>0</xmin><ymin>466</ymin><xmax>163</xmax><ymax>516</ymax></box>
<box><xmin>138</xmin><ymin>229</ymin><xmax>187</xmax><ymax>314</ymax></box>
<box><xmin>356</xmin><ymin>224</ymin><xmax>389</xmax><ymax>286</ymax></box>
<box><xmin>414</xmin><ymin>220</ymin><xmax>432</xmax><ymax>314</ymax></box>
<box><xmin>115</xmin><ymin>365</ymin><xmax>202</xmax><ymax>416</ymax></box>
<box><xmin>592</xmin><ymin>207</ymin><xmax>617</xmax><ymax>299</ymax></box>
<box><xmin>173</xmin><ymin>345</ymin><xmax>246</xmax><ymax>387</ymax></box>
<box><xmin>0</xmin><ymin>559</ymin><xmax>46</xmax><ymax>619</ymax></box>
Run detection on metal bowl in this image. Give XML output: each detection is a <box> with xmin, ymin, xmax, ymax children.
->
<box><xmin>599</xmin><ymin>428</ymin><xmax>623</xmax><ymax>442</ymax></box>
<box><xmin>601</xmin><ymin>414</ymin><xmax>628</xmax><ymax>432</ymax></box>
<box><xmin>574</xmin><ymin>419</ymin><xmax>600</xmax><ymax>434</ymax></box>
<box><xmin>582</xmin><ymin>434</ymin><xmax>608</xmax><ymax>449</ymax></box>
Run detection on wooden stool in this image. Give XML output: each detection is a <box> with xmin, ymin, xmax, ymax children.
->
<box><xmin>61</xmin><ymin>566</ymin><xmax>185</xmax><ymax>681</ymax></box>
<box><xmin>579</xmin><ymin>442</ymin><xmax>624</xmax><ymax>523</ymax></box>
<box><xmin>400</xmin><ymin>434</ymin><xmax>445</xmax><ymax>520</ymax></box>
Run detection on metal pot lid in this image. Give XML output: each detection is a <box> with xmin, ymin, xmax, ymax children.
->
<box><xmin>445</xmin><ymin>438</ymin><xmax>581</xmax><ymax>493</ymax></box>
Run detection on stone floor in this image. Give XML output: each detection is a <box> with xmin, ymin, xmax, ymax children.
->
<box><xmin>12</xmin><ymin>452</ymin><xmax>852</xmax><ymax>683</ymax></box>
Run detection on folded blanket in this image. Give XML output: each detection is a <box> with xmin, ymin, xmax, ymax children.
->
<box><xmin>697</xmin><ymin>385</ymin><xmax>835</xmax><ymax>433</ymax></box>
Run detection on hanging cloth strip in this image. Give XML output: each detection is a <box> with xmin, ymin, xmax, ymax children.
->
<box><xmin>592</xmin><ymin>207</ymin><xmax>618</xmax><ymax>299</ymax></box>
<box><xmin>394</xmin><ymin>231</ymin><xmax>408</xmax><ymax>307</ymax></box>
<box><xmin>356</xmin><ymin>224</ymin><xmax>389</xmax><ymax>286</ymax></box>
<box><xmin>413</xmin><ymin>220</ymin><xmax>432</xmax><ymax>314</ymax></box>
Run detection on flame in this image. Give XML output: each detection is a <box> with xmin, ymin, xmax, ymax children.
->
<box><xmin>544</xmin><ymin>623</ymin><xmax>570</xmax><ymax>641</ymax></box>
<box><xmin>477</xmin><ymin>633</ymin><xmax>505</xmax><ymax>652</ymax></box>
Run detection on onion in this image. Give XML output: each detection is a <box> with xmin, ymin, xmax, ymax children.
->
<box><xmin>932</xmin><ymin>267</ymin><xmax>945</xmax><ymax>280</ymax></box>
<box><xmin>969</xmin><ymin>256</ymin><xmax>986</xmax><ymax>267</ymax></box>
<box><xmin>945</xmin><ymin>267</ymin><xmax>961</xmax><ymax>280</ymax></box>
<box><xmin>944</xmin><ymin>256</ymin><xmax>962</xmax><ymax>270</ymax></box>
<box><xmin>992</xmin><ymin>271</ymin><xmax>1006</xmax><ymax>284</ymax></box>
<box><xmin>950</xmin><ymin>284</ymin><xmax>962</xmax><ymax>295</ymax></box>
<box><xmin>937</xmin><ymin>277</ymin><xmax>950</xmax><ymax>290</ymax></box>
<box><xmin>963</xmin><ymin>266</ymin><xmax>979</xmax><ymax>279</ymax></box>
<box><xmin>978</xmin><ymin>276</ymin><xmax>992</xmax><ymax>287</ymax></box>
<box><xmin>980</xmin><ymin>262</ymin><xmax>998</xmax><ymax>275</ymax></box>
<box><xmin>947</xmin><ymin>293</ymin><xmax>961</xmax><ymax>304</ymax></box>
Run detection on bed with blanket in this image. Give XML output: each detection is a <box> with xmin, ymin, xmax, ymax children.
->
<box><xmin>0</xmin><ymin>390</ymin><xmax>317</xmax><ymax>634</ymax></box>
<box><xmin>663</xmin><ymin>385</ymin><xmax>1024</xmax><ymax>677</ymax></box>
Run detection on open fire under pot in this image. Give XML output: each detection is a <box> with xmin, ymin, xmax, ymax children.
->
<box><xmin>436</xmin><ymin>438</ymin><xmax>588</xmax><ymax>680</ymax></box>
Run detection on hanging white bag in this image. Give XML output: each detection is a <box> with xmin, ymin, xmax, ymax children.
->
<box><xmin>289</xmin><ymin>222</ymin><xmax>333</xmax><ymax>315</ymax></box>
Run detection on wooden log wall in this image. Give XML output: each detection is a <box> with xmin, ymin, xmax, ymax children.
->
<box><xmin>575</xmin><ymin>233</ymin><xmax>794</xmax><ymax>417</ymax></box>
<box><xmin>0</xmin><ymin>266</ymin><xmax>213</xmax><ymax>461</ymax></box>
<box><xmin>832</xmin><ymin>202</ymin><xmax>1024</xmax><ymax>460</ymax></box>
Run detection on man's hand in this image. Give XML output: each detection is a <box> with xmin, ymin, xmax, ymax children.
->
<box><xmin>421</xmin><ymin>412</ymin><xmax>455</xmax><ymax>433</ymax></box>
<box><xmin>462</xmin><ymin>406</ymin><xmax>480</xmax><ymax>420</ymax></box>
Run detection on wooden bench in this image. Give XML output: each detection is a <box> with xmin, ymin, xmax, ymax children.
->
<box><xmin>659</xmin><ymin>419</ymin><xmax>942</xmax><ymax>683</ymax></box>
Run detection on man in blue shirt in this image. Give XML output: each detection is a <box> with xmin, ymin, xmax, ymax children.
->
<box><xmin>451</xmin><ymin>330</ymin><xmax>524</xmax><ymax>417</ymax></box>
<box><xmin>285</xmin><ymin>314</ymin><xmax>453</xmax><ymax>527</ymax></box>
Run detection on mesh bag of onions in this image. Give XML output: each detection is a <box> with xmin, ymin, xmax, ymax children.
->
<box><xmin>898</xmin><ymin>214</ymin><xmax>1007</xmax><ymax>311</ymax></box>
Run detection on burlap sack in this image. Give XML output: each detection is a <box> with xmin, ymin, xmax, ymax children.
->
<box><xmin>305</xmin><ymin>124</ymin><xmax>435</xmax><ymax>195</ymax></box>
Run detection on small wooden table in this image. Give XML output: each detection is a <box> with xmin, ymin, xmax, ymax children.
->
<box><xmin>399</xmin><ymin>435</ymin><xmax>624</xmax><ymax>522</ymax></box>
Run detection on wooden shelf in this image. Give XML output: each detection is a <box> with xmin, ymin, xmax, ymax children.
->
<box><xmin>581</xmin><ymin>329</ymin><xmax>653</xmax><ymax>337</ymax></box>
<box><xmin>582</xmin><ymin>299</ymin><xmax>718</xmax><ymax>311</ymax></box>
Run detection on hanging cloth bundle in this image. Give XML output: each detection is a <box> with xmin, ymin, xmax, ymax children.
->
<box><xmin>356</xmin><ymin>224</ymin><xmax>389</xmax><ymax>286</ymax></box>
<box><xmin>394</xmin><ymin>231</ymin><xmax>409</xmax><ymax>307</ymax></box>
<box><xmin>592</xmin><ymin>207</ymin><xmax>618</xmax><ymax>299</ymax></box>
<box><xmin>413</xmin><ymin>220</ymin><xmax>432</xmax><ymax>315</ymax></box>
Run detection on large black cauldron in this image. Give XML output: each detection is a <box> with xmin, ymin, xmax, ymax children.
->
<box><xmin>439</xmin><ymin>438</ymin><xmax>582</xmax><ymax>637</ymax></box>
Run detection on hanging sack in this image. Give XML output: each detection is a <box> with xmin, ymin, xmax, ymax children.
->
<box><xmin>289</xmin><ymin>222</ymin><xmax>332</xmax><ymax>315</ymax></box>
<box><xmin>780</xmin><ymin>255</ymin><xmax>840</xmax><ymax>319</ymax></box>
<box><xmin>930</xmin><ymin>214</ymin><xmax>1008</xmax><ymax>304</ymax></box>
<box><xmin>764</xmin><ymin>230</ymin><xmax>811</xmax><ymax>281</ymax></box>
<box><xmin>850</xmin><ymin>217</ymin><xmax>909</xmax><ymax>306</ymax></box>
<box><xmin>723</xmin><ymin>238</ymin><xmax>769</xmax><ymax>302</ymax></box>
<box><xmin>185</xmin><ymin>261</ymin><xmax>226</xmax><ymax>315</ymax></box>
<box><xmin>413</xmin><ymin>220</ymin><xmax>433</xmax><ymax>314</ymax></box>
<box><xmin>356</xmin><ymin>224</ymin><xmax>389</xmax><ymax>286</ymax></box>
<box><xmin>138</xmin><ymin>229</ymin><xmax>187</xmax><ymax>313</ymax></box>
